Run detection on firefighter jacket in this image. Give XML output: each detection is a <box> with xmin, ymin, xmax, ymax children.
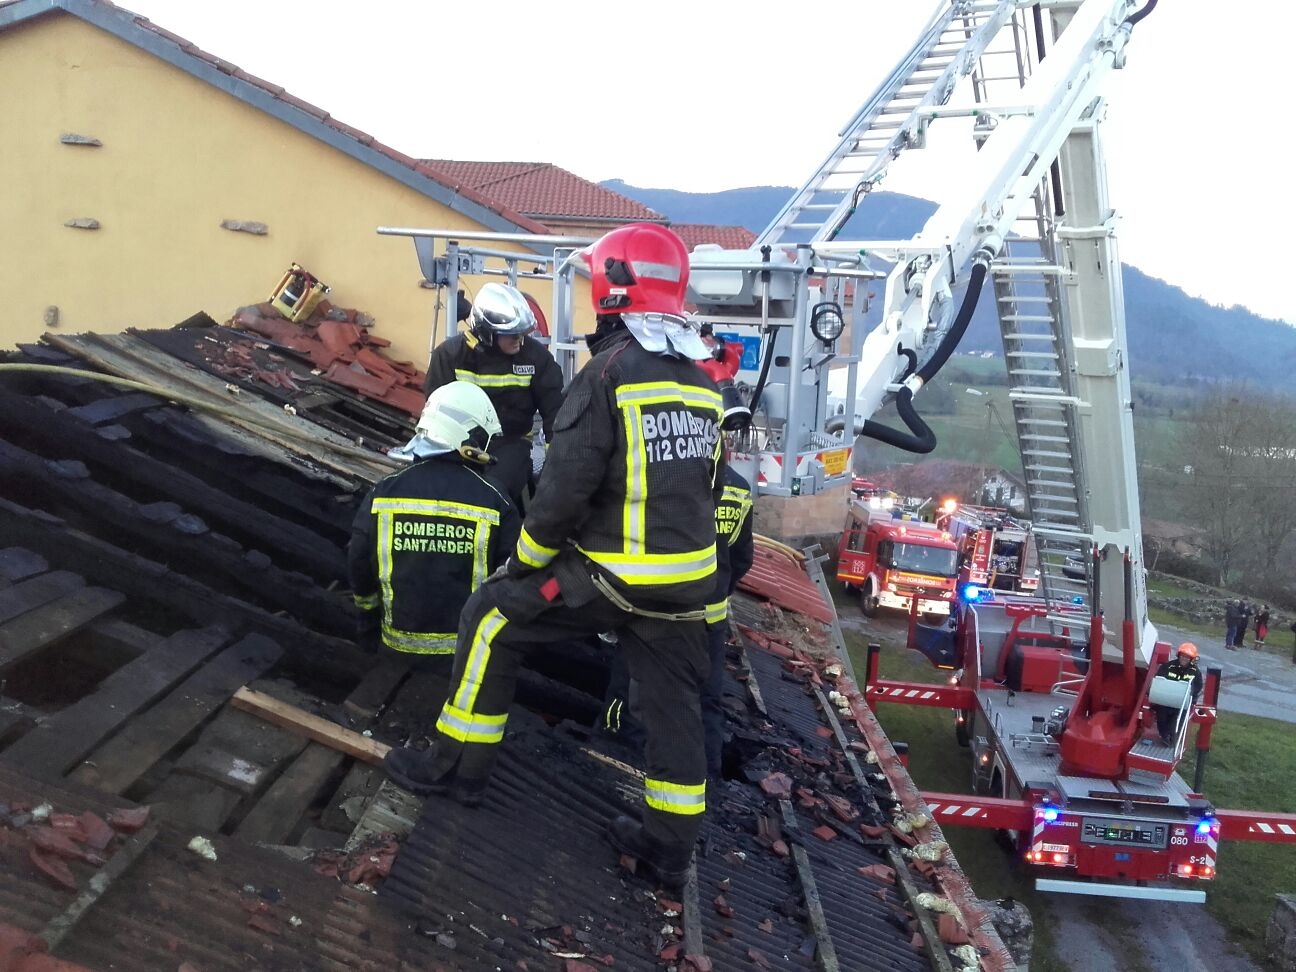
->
<box><xmin>1154</xmin><ymin>658</ymin><xmax>1203</xmax><ymax>702</ymax></box>
<box><xmin>511</xmin><ymin>327</ymin><xmax>726</xmax><ymax>609</ymax></box>
<box><xmin>424</xmin><ymin>333</ymin><xmax>565</xmax><ymax>441</ymax></box>
<box><xmin>348</xmin><ymin>454</ymin><xmax>520</xmax><ymax>654</ymax></box>
<box><xmin>706</xmin><ymin>467</ymin><xmax>755</xmax><ymax>625</ymax></box>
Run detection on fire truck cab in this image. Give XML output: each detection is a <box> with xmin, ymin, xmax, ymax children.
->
<box><xmin>836</xmin><ymin>499</ymin><xmax>959</xmax><ymax>618</ymax></box>
<box><xmin>936</xmin><ymin>501</ymin><xmax>1040</xmax><ymax>595</ymax></box>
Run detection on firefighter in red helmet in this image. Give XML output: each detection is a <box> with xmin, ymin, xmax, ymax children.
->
<box><xmin>385</xmin><ymin>223</ymin><xmax>725</xmax><ymax>891</ymax></box>
<box><xmin>1152</xmin><ymin>642</ymin><xmax>1203</xmax><ymax>744</ymax></box>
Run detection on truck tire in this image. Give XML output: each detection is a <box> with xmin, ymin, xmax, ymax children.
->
<box><xmin>955</xmin><ymin>710</ymin><xmax>973</xmax><ymax>748</ymax></box>
<box><xmin>860</xmin><ymin>580</ymin><xmax>879</xmax><ymax>617</ymax></box>
<box><xmin>994</xmin><ymin>771</ymin><xmax>1022</xmax><ymax>852</ymax></box>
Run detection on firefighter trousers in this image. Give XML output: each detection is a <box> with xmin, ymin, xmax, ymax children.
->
<box><xmin>428</xmin><ymin>555</ymin><xmax>711</xmax><ymax>857</ymax></box>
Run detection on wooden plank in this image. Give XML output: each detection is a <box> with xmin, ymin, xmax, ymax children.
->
<box><xmin>0</xmin><ymin>587</ymin><xmax>126</xmax><ymax>676</ymax></box>
<box><xmin>0</xmin><ymin>438</ymin><xmax>354</xmax><ymax>637</ymax></box>
<box><xmin>2</xmin><ymin>626</ymin><xmax>231</xmax><ymax>777</ymax></box>
<box><xmin>0</xmin><ymin>547</ymin><xmax>48</xmax><ymax>583</ymax></box>
<box><xmin>38</xmin><ymin>824</ymin><xmax>159</xmax><ymax>950</ymax></box>
<box><xmin>0</xmin><ymin>385</ymin><xmax>348</xmax><ymax>578</ymax></box>
<box><xmin>235</xmin><ymin>657</ymin><xmax>408</xmax><ymax>845</ymax></box>
<box><xmin>0</xmin><ymin>569</ymin><xmax>86</xmax><ymax>624</ymax></box>
<box><xmin>86</xmin><ymin>618</ymin><xmax>158</xmax><ymax>659</ymax></box>
<box><xmin>69</xmin><ymin>633</ymin><xmax>283</xmax><ymax>794</ymax></box>
<box><xmin>0</xmin><ymin>695</ymin><xmax>41</xmax><ymax>741</ymax></box>
<box><xmin>0</xmin><ymin>497</ymin><xmax>367</xmax><ymax>685</ymax></box>
<box><xmin>231</xmin><ymin>687</ymin><xmax>392</xmax><ymax>765</ymax></box>
<box><xmin>65</xmin><ymin>392</ymin><xmax>162</xmax><ymax>426</ymax></box>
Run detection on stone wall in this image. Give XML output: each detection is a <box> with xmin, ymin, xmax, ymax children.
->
<box><xmin>754</xmin><ymin>491</ymin><xmax>846</xmax><ymax>551</ymax></box>
<box><xmin>1267</xmin><ymin>894</ymin><xmax>1296</xmax><ymax>971</ymax></box>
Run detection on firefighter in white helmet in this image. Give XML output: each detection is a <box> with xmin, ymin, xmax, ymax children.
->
<box><xmin>386</xmin><ymin>223</ymin><xmax>724</xmax><ymax>891</ymax></box>
<box><xmin>348</xmin><ymin>381</ymin><xmax>519</xmax><ymax>667</ymax></box>
<box><xmin>423</xmin><ymin>282</ymin><xmax>565</xmax><ymax>506</ymax></box>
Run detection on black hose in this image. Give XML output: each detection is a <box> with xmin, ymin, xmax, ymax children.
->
<box><xmin>858</xmin><ymin>260</ymin><xmax>990</xmax><ymax>454</ymax></box>
<box><xmin>1124</xmin><ymin>0</ymin><xmax>1157</xmax><ymax>27</ymax></box>
<box><xmin>916</xmin><ymin>260</ymin><xmax>987</xmax><ymax>383</ymax></box>
<box><xmin>747</xmin><ymin>246</ymin><xmax>776</xmax><ymax>415</ymax></box>
<box><xmin>1033</xmin><ymin>4</ymin><xmax>1067</xmax><ymax>218</ymax></box>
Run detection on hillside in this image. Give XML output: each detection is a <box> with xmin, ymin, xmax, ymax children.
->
<box><xmin>604</xmin><ymin>180</ymin><xmax>1296</xmax><ymax>387</ymax></box>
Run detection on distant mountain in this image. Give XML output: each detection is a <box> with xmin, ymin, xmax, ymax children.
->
<box><xmin>603</xmin><ymin>180</ymin><xmax>1296</xmax><ymax>386</ymax></box>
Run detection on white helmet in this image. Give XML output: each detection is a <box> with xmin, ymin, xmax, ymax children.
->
<box><xmin>389</xmin><ymin>380</ymin><xmax>502</xmax><ymax>464</ymax></box>
<box><xmin>469</xmin><ymin>283</ymin><xmax>537</xmax><ymax>347</ymax></box>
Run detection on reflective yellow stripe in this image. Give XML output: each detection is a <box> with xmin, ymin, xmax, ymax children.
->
<box><xmin>579</xmin><ymin>545</ymin><xmax>716</xmax><ymax>585</ymax></box>
<box><xmin>620</xmin><ymin>403</ymin><xmax>649</xmax><ymax>554</ymax></box>
<box><xmin>376</xmin><ymin>511</ymin><xmax>396</xmax><ymax>627</ymax></box>
<box><xmin>353</xmin><ymin>592</ymin><xmax>381</xmax><ymax>611</ymax></box>
<box><xmin>615</xmin><ymin>382</ymin><xmax>722</xmax><ymax>411</ymax></box>
<box><xmin>436</xmin><ymin>702</ymin><xmax>507</xmax><ymax>743</ymax></box>
<box><xmin>455</xmin><ymin>369</ymin><xmax>533</xmax><ymax>388</ymax></box>
<box><xmin>516</xmin><ymin>526</ymin><xmax>559</xmax><ymax>568</ymax></box>
<box><xmin>453</xmin><ymin>607</ymin><xmax>508</xmax><ymax>714</ymax></box>
<box><xmin>604</xmin><ymin>698</ymin><xmax>622</xmax><ymax>732</ymax></box>
<box><xmin>371</xmin><ymin>498</ymin><xmax>500</xmax><ymax>591</ymax></box>
<box><xmin>371</xmin><ymin>498</ymin><xmax>501</xmax><ymax>524</ymax></box>
<box><xmin>381</xmin><ymin>625</ymin><xmax>456</xmax><ymax>655</ymax></box>
<box><xmin>644</xmin><ymin>778</ymin><xmax>706</xmax><ymax>816</ymax></box>
<box><xmin>705</xmin><ymin>599</ymin><xmax>729</xmax><ymax>625</ymax></box>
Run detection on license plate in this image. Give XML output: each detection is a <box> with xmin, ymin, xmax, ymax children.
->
<box><xmin>1042</xmin><ymin>843</ymin><xmax>1069</xmax><ymax>853</ymax></box>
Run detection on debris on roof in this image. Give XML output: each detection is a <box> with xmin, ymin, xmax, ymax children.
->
<box><xmin>0</xmin><ymin>323</ymin><xmax>1011</xmax><ymax>970</ymax></box>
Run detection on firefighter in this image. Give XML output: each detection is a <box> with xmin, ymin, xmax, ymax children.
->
<box><xmin>423</xmin><ymin>282</ymin><xmax>565</xmax><ymax>506</ymax></box>
<box><xmin>600</xmin><ymin>462</ymin><xmax>755</xmax><ymax>780</ymax></box>
<box><xmin>385</xmin><ymin>223</ymin><xmax>724</xmax><ymax>890</ymax></box>
<box><xmin>701</xmin><ymin>464</ymin><xmax>754</xmax><ymax>780</ymax></box>
<box><xmin>1152</xmin><ymin>642</ymin><xmax>1203</xmax><ymax>743</ymax></box>
<box><xmin>348</xmin><ymin>381</ymin><xmax>520</xmax><ymax>667</ymax></box>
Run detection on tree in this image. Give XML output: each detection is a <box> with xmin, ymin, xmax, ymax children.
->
<box><xmin>1176</xmin><ymin>384</ymin><xmax>1266</xmax><ymax>585</ymax></box>
<box><xmin>1236</xmin><ymin>394</ymin><xmax>1296</xmax><ymax>575</ymax></box>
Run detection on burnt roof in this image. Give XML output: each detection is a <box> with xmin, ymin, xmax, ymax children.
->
<box><xmin>0</xmin><ymin>320</ymin><xmax>1010</xmax><ymax>970</ymax></box>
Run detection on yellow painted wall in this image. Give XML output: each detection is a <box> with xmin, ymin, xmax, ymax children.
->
<box><xmin>0</xmin><ymin>12</ymin><xmax>594</xmax><ymax>366</ymax></box>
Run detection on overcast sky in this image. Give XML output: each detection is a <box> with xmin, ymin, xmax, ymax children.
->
<box><xmin>117</xmin><ymin>0</ymin><xmax>1291</xmax><ymax>325</ymax></box>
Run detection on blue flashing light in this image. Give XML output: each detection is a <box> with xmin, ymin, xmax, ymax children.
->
<box><xmin>1196</xmin><ymin>818</ymin><xmax>1215</xmax><ymax>835</ymax></box>
<box><xmin>1071</xmin><ymin>595</ymin><xmax>1084</xmax><ymax>604</ymax></box>
<box><xmin>1042</xmin><ymin>806</ymin><xmax>1059</xmax><ymax>823</ymax></box>
<box><xmin>961</xmin><ymin>583</ymin><xmax>985</xmax><ymax>603</ymax></box>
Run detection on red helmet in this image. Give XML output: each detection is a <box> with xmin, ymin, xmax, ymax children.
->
<box><xmin>586</xmin><ymin>223</ymin><xmax>689</xmax><ymax>316</ymax></box>
<box><xmin>1177</xmin><ymin>642</ymin><xmax>1198</xmax><ymax>660</ymax></box>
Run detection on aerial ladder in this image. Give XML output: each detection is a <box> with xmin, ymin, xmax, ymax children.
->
<box><xmin>380</xmin><ymin>0</ymin><xmax>1296</xmax><ymax>898</ymax></box>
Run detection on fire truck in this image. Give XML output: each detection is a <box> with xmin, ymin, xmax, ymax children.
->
<box><xmin>836</xmin><ymin>500</ymin><xmax>959</xmax><ymax>617</ymax></box>
<box><xmin>381</xmin><ymin>0</ymin><xmax>1296</xmax><ymax>901</ymax></box>
<box><xmin>935</xmin><ymin>501</ymin><xmax>1039</xmax><ymax>595</ymax></box>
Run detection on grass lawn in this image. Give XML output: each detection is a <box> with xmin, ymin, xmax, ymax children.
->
<box><xmin>834</xmin><ymin>587</ymin><xmax>1296</xmax><ymax>969</ymax></box>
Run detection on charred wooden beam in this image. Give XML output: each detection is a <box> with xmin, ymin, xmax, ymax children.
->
<box><xmin>0</xmin><ymin>438</ymin><xmax>353</xmax><ymax>636</ymax></box>
<box><xmin>0</xmin><ymin>497</ymin><xmax>367</xmax><ymax>684</ymax></box>
<box><xmin>0</xmin><ymin>386</ymin><xmax>347</xmax><ymax>580</ymax></box>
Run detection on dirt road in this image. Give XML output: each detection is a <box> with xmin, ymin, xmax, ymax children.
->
<box><xmin>839</xmin><ymin>608</ymin><xmax>1290</xmax><ymax>972</ymax></box>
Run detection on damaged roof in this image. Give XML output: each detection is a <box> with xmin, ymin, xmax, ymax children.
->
<box><xmin>0</xmin><ymin>318</ymin><xmax>1010</xmax><ymax>971</ymax></box>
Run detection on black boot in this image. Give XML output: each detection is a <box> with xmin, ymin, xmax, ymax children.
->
<box><xmin>383</xmin><ymin>747</ymin><xmax>487</xmax><ymax>806</ymax></box>
<box><xmin>607</xmin><ymin>814</ymin><xmax>691</xmax><ymax>890</ymax></box>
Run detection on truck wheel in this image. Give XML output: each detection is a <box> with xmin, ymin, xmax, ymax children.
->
<box><xmin>993</xmin><ymin>772</ymin><xmax>1021</xmax><ymax>852</ymax></box>
<box><xmin>955</xmin><ymin>710</ymin><xmax>973</xmax><ymax>748</ymax></box>
<box><xmin>860</xmin><ymin>581</ymin><xmax>879</xmax><ymax>617</ymax></box>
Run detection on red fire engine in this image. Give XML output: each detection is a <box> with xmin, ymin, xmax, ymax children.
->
<box><xmin>935</xmin><ymin>500</ymin><xmax>1039</xmax><ymax>594</ymax></box>
<box><xmin>835</xmin><ymin>499</ymin><xmax>959</xmax><ymax>618</ymax></box>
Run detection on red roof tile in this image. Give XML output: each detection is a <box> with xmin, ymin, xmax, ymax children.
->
<box><xmin>421</xmin><ymin>159</ymin><xmax>667</xmax><ymax>223</ymax></box>
<box><xmin>673</xmin><ymin>223</ymin><xmax>758</xmax><ymax>251</ymax></box>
